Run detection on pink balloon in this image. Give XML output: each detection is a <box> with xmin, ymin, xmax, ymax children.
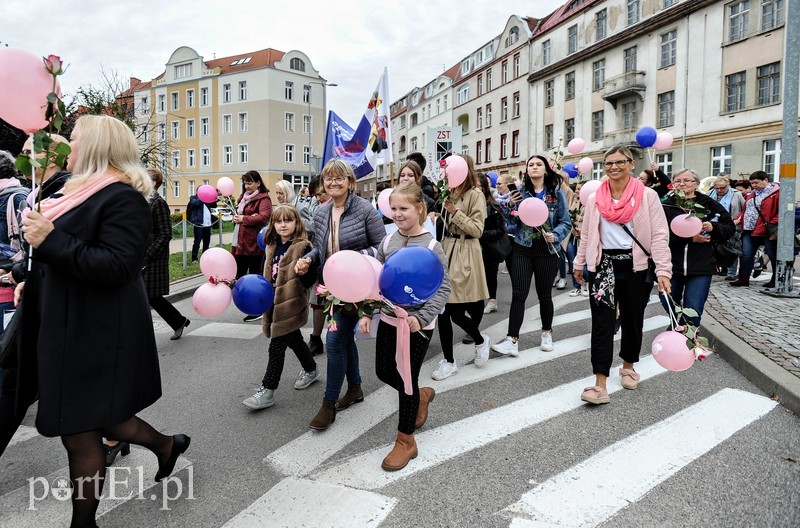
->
<box><xmin>444</xmin><ymin>155</ymin><xmax>468</xmax><ymax>188</ymax></box>
<box><xmin>654</xmin><ymin>132</ymin><xmax>674</xmax><ymax>150</ymax></box>
<box><xmin>518</xmin><ymin>198</ymin><xmax>549</xmax><ymax>227</ymax></box>
<box><xmin>579</xmin><ymin>180</ymin><xmax>602</xmax><ymax>206</ymax></box>
<box><xmin>670</xmin><ymin>214</ymin><xmax>702</xmax><ymax>238</ymax></box>
<box><xmin>216</xmin><ymin>177</ymin><xmax>235</xmax><ymax>197</ymax></box>
<box><xmin>323</xmin><ymin>250</ymin><xmax>376</xmax><ymax>303</ymax></box>
<box><xmin>377</xmin><ymin>188</ymin><xmax>393</xmax><ymax>219</ymax></box>
<box><xmin>363</xmin><ymin>255</ymin><xmax>384</xmax><ymax>300</ymax></box>
<box><xmin>192</xmin><ymin>283</ymin><xmax>232</xmax><ymax>318</ymax></box>
<box><xmin>578</xmin><ymin>157</ymin><xmax>594</xmax><ymax>174</ymax></box>
<box><xmin>651</xmin><ymin>331</ymin><xmax>695</xmax><ymax>371</ymax></box>
<box><xmin>0</xmin><ymin>48</ymin><xmax>59</xmax><ymax>133</ymax></box>
<box><xmin>197</xmin><ymin>184</ymin><xmax>218</xmax><ymax>204</ymax></box>
<box><xmin>199</xmin><ymin>247</ymin><xmax>237</xmax><ymax>281</ymax></box>
<box><xmin>567</xmin><ymin>138</ymin><xmax>585</xmax><ymax>154</ymax></box>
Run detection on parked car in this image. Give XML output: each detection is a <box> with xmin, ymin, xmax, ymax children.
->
<box><xmin>210</xmin><ymin>207</ymin><xmax>234</xmax><ymax>222</ymax></box>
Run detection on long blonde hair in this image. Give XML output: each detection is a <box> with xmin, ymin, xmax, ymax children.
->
<box><xmin>65</xmin><ymin>115</ymin><xmax>151</xmax><ymax>197</ymax></box>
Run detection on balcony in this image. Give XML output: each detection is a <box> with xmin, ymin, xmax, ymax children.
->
<box><xmin>603</xmin><ymin>127</ymin><xmax>639</xmax><ymax>149</ymax></box>
<box><xmin>602</xmin><ymin>71</ymin><xmax>646</xmax><ymax>109</ymax></box>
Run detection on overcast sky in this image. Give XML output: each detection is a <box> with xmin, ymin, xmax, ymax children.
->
<box><xmin>3</xmin><ymin>0</ymin><xmax>565</xmax><ymax>126</ymax></box>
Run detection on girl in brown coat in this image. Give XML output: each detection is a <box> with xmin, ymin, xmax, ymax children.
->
<box><xmin>242</xmin><ymin>205</ymin><xmax>320</xmax><ymax>410</ymax></box>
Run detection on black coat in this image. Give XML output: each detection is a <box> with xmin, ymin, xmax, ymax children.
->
<box><xmin>22</xmin><ymin>182</ymin><xmax>161</xmax><ymax>437</ymax></box>
<box><xmin>142</xmin><ymin>193</ymin><xmax>172</xmax><ymax>297</ymax></box>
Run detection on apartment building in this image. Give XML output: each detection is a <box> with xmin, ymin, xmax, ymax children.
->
<box><xmin>129</xmin><ymin>46</ymin><xmax>329</xmax><ymax>212</ymax></box>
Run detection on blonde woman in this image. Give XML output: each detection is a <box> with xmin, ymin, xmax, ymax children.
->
<box><xmin>274</xmin><ymin>179</ymin><xmax>295</xmax><ymax>205</ymax></box>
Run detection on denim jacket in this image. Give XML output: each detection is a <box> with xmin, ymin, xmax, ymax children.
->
<box><xmin>500</xmin><ymin>185</ymin><xmax>571</xmax><ymax>253</ymax></box>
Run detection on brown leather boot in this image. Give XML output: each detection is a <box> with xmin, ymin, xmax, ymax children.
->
<box><xmin>309</xmin><ymin>400</ymin><xmax>336</xmax><ymax>430</ymax></box>
<box><xmin>415</xmin><ymin>387</ymin><xmax>436</xmax><ymax>429</ymax></box>
<box><xmin>336</xmin><ymin>384</ymin><xmax>364</xmax><ymax>410</ymax></box>
<box><xmin>381</xmin><ymin>432</ymin><xmax>418</xmax><ymax>471</ymax></box>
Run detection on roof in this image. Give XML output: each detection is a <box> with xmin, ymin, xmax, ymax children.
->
<box><xmin>534</xmin><ymin>0</ymin><xmax>603</xmax><ymax>37</ymax></box>
<box><xmin>118</xmin><ymin>77</ymin><xmax>153</xmax><ymax>98</ymax></box>
<box><xmin>205</xmin><ymin>48</ymin><xmax>286</xmax><ymax>75</ymax></box>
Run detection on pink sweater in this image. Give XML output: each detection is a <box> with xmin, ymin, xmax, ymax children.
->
<box><xmin>574</xmin><ymin>186</ymin><xmax>672</xmax><ymax>279</ymax></box>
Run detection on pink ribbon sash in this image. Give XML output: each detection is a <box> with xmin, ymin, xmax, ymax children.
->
<box><xmin>380</xmin><ymin>309</ymin><xmax>436</xmax><ymax>396</ymax></box>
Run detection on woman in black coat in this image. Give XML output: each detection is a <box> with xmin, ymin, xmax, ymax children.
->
<box><xmin>20</xmin><ymin>115</ymin><xmax>189</xmax><ymax>528</ymax></box>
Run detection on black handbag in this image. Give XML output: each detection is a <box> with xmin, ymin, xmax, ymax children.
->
<box><xmin>713</xmin><ymin>240</ymin><xmax>740</xmax><ymax>268</ymax></box>
<box><xmin>485</xmin><ymin>235</ymin><xmax>512</xmax><ymax>261</ymax></box>
<box><xmin>480</xmin><ymin>205</ymin><xmax>512</xmax><ymax>261</ymax></box>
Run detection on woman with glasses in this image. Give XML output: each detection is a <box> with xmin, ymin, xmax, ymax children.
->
<box><xmin>731</xmin><ymin>171</ymin><xmax>780</xmax><ymax>288</ymax></box>
<box><xmin>661</xmin><ymin>169</ymin><xmax>734</xmax><ymax>326</ymax></box>
<box><xmin>294</xmin><ymin>160</ymin><xmax>384</xmax><ymax>430</ymax></box>
<box><xmin>573</xmin><ymin>146</ymin><xmax>672</xmax><ymax>405</ymax></box>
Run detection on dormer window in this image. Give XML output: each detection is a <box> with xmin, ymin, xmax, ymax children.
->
<box><xmin>290</xmin><ymin>58</ymin><xmax>306</xmax><ymax>71</ymax></box>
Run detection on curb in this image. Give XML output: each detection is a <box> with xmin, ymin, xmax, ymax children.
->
<box><xmin>703</xmin><ymin>313</ymin><xmax>800</xmax><ymax>415</ymax></box>
<box><xmin>165</xmin><ymin>274</ymin><xmax>207</xmax><ymax>304</ymax></box>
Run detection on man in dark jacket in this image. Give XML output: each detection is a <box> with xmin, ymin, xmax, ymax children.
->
<box><xmin>186</xmin><ymin>193</ymin><xmax>214</xmax><ymax>262</ymax></box>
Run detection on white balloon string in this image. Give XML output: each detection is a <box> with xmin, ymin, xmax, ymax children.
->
<box><xmin>660</xmin><ymin>290</ymin><xmax>679</xmax><ymax>330</ymax></box>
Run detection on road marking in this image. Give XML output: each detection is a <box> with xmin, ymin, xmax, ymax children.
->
<box><xmin>220</xmin><ymin>477</ymin><xmax>396</xmax><ymax>528</ymax></box>
<box><xmin>502</xmin><ymin>388</ymin><xmax>776</xmax><ymax>527</ymax></box>
<box><xmin>187</xmin><ymin>322</ymin><xmax>264</xmax><ymax>339</ymax></box>
<box><xmin>7</xmin><ymin>425</ymin><xmax>38</xmax><ymax>448</ymax></box>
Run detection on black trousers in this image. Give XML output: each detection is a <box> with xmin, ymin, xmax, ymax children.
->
<box><xmin>261</xmin><ymin>329</ymin><xmax>317</xmax><ymax>390</ymax></box>
<box><xmin>588</xmin><ymin>258</ymin><xmax>653</xmax><ymax>377</ymax></box>
<box><xmin>507</xmin><ymin>242</ymin><xmax>560</xmax><ymax>337</ymax></box>
<box><xmin>0</xmin><ymin>367</ymin><xmax>25</xmax><ymax>457</ymax></box>
<box><xmin>148</xmin><ymin>296</ymin><xmax>186</xmax><ymax>331</ymax></box>
<box><xmin>192</xmin><ymin>226</ymin><xmax>212</xmax><ymax>261</ymax></box>
<box><xmin>235</xmin><ymin>254</ymin><xmax>264</xmax><ymax>278</ymax></box>
<box><xmin>438</xmin><ymin>301</ymin><xmax>484</xmax><ymax>363</ymax></box>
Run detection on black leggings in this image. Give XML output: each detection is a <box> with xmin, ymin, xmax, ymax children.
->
<box><xmin>507</xmin><ymin>241</ymin><xmax>560</xmax><ymax>337</ymax></box>
<box><xmin>438</xmin><ymin>301</ymin><xmax>484</xmax><ymax>363</ymax></box>
<box><xmin>235</xmin><ymin>254</ymin><xmax>264</xmax><ymax>278</ymax></box>
<box><xmin>261</xmin><ymin>329</ymin><xmax>317</xmax><ymax>389</ymax></box>
<box><xmin>375</xmin><ymin>322</ymin><xmax>432</xmax><ymax>435</ymax></box>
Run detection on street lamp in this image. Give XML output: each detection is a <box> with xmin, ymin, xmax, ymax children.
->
<box><xmin>306</xmin><ymin>81</ymin><xmax>337</xmax><ymax>181</ymax></box>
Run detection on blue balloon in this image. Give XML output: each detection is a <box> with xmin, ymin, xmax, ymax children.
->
<box><xmin>636</xmin><ymin>126</ymin><xmax>658</xmax><ymax>148</ymax></box>
<box><xmin>487</xmin><ymin>171</ymin><xmax>499</xmax><ymax>188</ymax></box>
<box><xmin>257</xmin><ymin>226</ymin><xmax>268</xmax><ymax>250</ymax></box>
<box><xmin>232</xmin><ymin>274</ymin><xmax>274</xmax><ymax>316</ymax></box>
<box><xmin>379</xmin><ymin>247</ymin><xmax>444</xmax><ymax>306</ymax></box>
<box><xmin>563</xmin><ymin>162</ymin><xmax>579</xmax><ymax>179</ymax></box>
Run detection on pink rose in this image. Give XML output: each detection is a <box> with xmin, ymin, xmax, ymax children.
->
<box><xmin>43</xmin><ymin>54</ymin><xmax>63</xmax><ymax>75</ymax></box>
<box><xmin>315</xmin><ymin>284</ymin><xmax>328</xmax><ymax>296</ymax></box>
<box><xmin>693</xmin><ymin>346</ymin><xmax>709</xmax><ymax>361</ymax></box>
<box><xmin>327</xmin><ymin>320</ymin><xmax>338</xmax><ymax>332</ymax></box>
<box><xmin>438</xmin><ymin>159</ymin><xmax>447</xmax><ymax>167</ymax></box>
<box><xmin>675</xmin><ymin>325</ymin><xmax>685</xmax><ymax>332</ymax></box>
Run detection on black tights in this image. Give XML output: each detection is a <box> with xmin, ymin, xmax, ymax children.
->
<box><xmin>61</xmin><ymin>416</ymin><xmax>172</xmax><ymax>528</ymax></box>
<box><xmin>438</xmin><ymin>301</ymin><xmax>485</xmax><ymax>363</ymax></box>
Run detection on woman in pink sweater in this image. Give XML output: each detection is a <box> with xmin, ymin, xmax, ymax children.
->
<box><xmin>573</xmin><ymin>146</ymin><xmax>672</xmax><ymax>405</ymax></box>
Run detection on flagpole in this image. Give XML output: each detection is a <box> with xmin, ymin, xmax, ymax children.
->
<box><xmin>390</xmin><ymin>161</ymin><xmax>395</xmax><ymax>187</ymax></box>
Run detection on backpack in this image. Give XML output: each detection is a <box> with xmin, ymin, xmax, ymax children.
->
<box><xmin>0</xmin><ymin>186</ymin><xmax>30</xmax><ymax>263</ymax></box>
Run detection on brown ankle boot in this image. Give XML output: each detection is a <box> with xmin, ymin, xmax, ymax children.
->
<box><xmin>309</xmin><ymin>400</ymin><xmax>336</xmax><ymax>430</ymax></box>
<box><xmin>415</xmin><ymin>387</ymin><xmax>436</xmax><ymax>429</ymax></box>
<box><xmin>381</xmin><ymin>432</ymin><xmax>418</xmax><ymax>471</ymax></box>
<box><xmin>336</xmin><ymin>384</ymin><xmax>364</xmax><ymax>410</ymax></box>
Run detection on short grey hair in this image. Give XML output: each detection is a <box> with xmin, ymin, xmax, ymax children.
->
<box><xmin>674</xmin><ymin>168</ymin><xmax>700</xmax><ymax>183</ymax></box>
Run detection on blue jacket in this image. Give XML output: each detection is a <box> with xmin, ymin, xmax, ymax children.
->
<box><xmin>501</xmin><ymin>185</ymin><xmax>571</xmax><ymax>253</ymax></box>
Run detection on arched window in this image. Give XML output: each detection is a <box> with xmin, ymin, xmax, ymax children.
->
<box><xmin>290</xmin><ymin>58</ymin><xmax>306</xmax><ymax>72</ymax></box>
<box><xmin>506</xmin><ymin>26</ymin><xmax>520</xmax><ymax>47</ymax></box>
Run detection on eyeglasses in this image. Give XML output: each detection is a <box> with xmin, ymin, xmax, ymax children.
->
<box><xmin>672</xmin><ymin>179</ymin><xmax>698</xmax><ymax>185</ymax></box>
<box><xmin>714</xmin><ymin>186</ymin><xmax>727</xmax><ymax>191</ymax></box>
<box><xmin>323</xmin><ymin>176</ymin><xmax>346</xmax><ymax>184</ymax></box>
<box><xmin>603</xmin><ymin>159</ymin><xmax>631</xmax><ymax>168</ymax></box>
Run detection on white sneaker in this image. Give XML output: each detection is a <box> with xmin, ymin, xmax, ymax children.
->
<box><xmin>483</xmin><ymin>299</ymin><xmax>498</xmax><ymax>314</ymax></box>
<box><xmin>432</xmin><ymin>359</ymin><xmax>458</xmax><ymax>380</ymax></box>
<box><xmin>556</xmin><ymin>278</ymin><xmax>567</xmax><ymax>290</ymax></box>
<box><xmin>491</xmin><ymin>336</ymin><xmax>519</xmax><ymax>357</ymax></box>
<box><xmin>500</xmin><ymin>265</ymin><xmax>509</xmax><ymax>274</ymax></box>
<box><xmin>540</xmin><ymin>332</ymin><xmax>554</xmax><ymax>352</ymax></box>
<box><xmin>569</xmin><ymin>288</ymin><xmax>581</xmax><ymax>297</ymax></box>
<box><xmin>294</xmin><ymin>368</ymin><xmax>320</xmax><ymax>390</ymax></box>
<box><xmin>581</xmin><ymin>285</ymin><xmax>590</xmax><ymax>297</ymax></box>
<box><xmin>243</xmin><ymin>386</ymin><xmax>274</xmax><ymax>410</ymax></box>
<box><xmin>474</xmin><ymin>334</ymin><xmax>490</xmax><ymax>367</ymax></box>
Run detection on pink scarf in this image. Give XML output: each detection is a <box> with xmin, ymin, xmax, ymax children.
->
<box><xmin>594</xmin><ymin>177</ymin><xmax>645</xmax><ymax>224</ymax></box>
<box><xmin>237</xmin><ymin>190</ymin><xmax>259</xmax><ymax>214</ymax></box>
<box><xmin>38</xmin><ymin>174</ymin><xmax>121</xmax><ymax>221</ymax></box>
<box><xmin>0</xmin><ymin>177</ymin><xmax>22</xmax><ymax>193</ymax></box>
<box><xmin>379</xmin><ymin>307</ymin><xmax>414</xmax><ymax>396</ymax></box>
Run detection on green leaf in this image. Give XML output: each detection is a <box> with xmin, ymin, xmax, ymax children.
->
<box><xmin>15</xmin><ymin>155</ymin><xmax>32</xmax><ymax>177</ymax></box>
<box><xmin>54</xmin><ymin>142</ymin><xmax>71</xmax><ymax>156</ymax></box>
<box><xmin>686</xmin><ymin>338</ymin><xmax>695</xmax><ymax>349</ymax></box>
<box><xmin>698</xmin><ymin>336</ymin><xmax>709</xmax><ymax>347</ymax></box>
<box><xmin>47</xmin><ymin>92</ymin><xmax>58</xmax><ymax>103</ymax></box>
<box><xmin>682</xmin><ymin>308</ymin><xmax>699</xmax><ymax>318</ymax></box>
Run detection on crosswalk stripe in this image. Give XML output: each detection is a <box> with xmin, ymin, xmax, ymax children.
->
<box><xmin>501</xmin><ymin>388</ymin><xmax>776</xmax><ymax>527</ymax></box>
<box><xmin>7</xmin><ymin>425</ymin><xmax>38</xmax><ymax>448</ymax></box>
<box><xmin>185</xmin><ymin>322</ymin><xmax>264</xmax><ymax>339</ymax></box>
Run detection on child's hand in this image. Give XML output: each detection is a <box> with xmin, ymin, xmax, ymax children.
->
<box><xmin>358</xmin><ymin>315</ymin><xmax>372</xmax><ymax>334</ymax></box>
<box><xmin>408</xmin><ymin>316</ymin><xmax>421</xmax><ymax>333</ymax></box>
<box><xmin>295</xmin><ymin>257</ymin><xmax>311</xmax><ymax>275</ymax></box>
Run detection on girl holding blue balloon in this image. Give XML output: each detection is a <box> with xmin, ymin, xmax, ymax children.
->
<box><xmin>359</xmin><ymin>183</ymin><xmax>450</xmax><ymax>471</ymax></box>
<box><xmin>242</xmin><ymin>205</ymin><xmax>321</xmax><ymax>411</ymax></box>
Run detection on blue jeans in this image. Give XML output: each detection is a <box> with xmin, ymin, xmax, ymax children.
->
<box><xmin>740</xmin><ymin>231</ymin><xmax>777</xmax><ymax>280</ymax></box>
<box><xmin>323</xmin><ymin>310</ymin><xmax>361</xmax><ymax>402</ymax></box>
<box><xmin>565</xmin><ymin>237</ymin><xmax>582</xmax><ymax>289</ymax></box>
<box><xmin>662</xmin><ymin>274</ymin><xmax>712</xmax><ymax>327</ymax></box>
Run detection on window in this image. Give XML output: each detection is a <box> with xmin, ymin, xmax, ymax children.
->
<box><xmin>200</xmin><ymin>87</ymin><xmax>208</xmax><ymax>106</ymax></box>
<box><xmin>201</xmin><ymin>117</ymin><xmax>209</xmax><ymax>136</ymax></box>
<box><xmin>422</xmin><ymin>107</ymin><xmax>426</xmax><ymax>121</ymax></box>
<box><xmin>223</xmin><ymin>114</ymin><xmax>232</xmax><ymax>134</ymax></box>
<box><xmin>513</xmin><ymin>53</ymin><xmax>521</xmax><ymax>78</ymax></box>
<box><xmin>624</xmin><ymin>46</ymin><xmax>638</xmax><ymax>72</ymax></box>
<box><xmin>592</xmin><ymin>110</ymin><xmax>604</xmax><ymax>141</ymax></box>
<box><xmin>544</xmin><ymin>124</ymin><xmax>554</xmax><ymax>149</ymax></box>
<box><xmin>290</xmin><ymin>58</ymin><xmax>306</xmax><ymax>71</ymax></box>
<box><xmin>664</xmin><ymin>0</ymin><xmax>678</xmax><ymax>6</ymax></box>
<box><xmin>303</xmin><ymin>85</ymin><xmax>311</xmax><ymax>103</ymax></box>
<box><xmin>460</xmin><ymin>59</ymin><xmax>470</xmax><ymax>75</ymax></box>
<box><xmin>171</xmin><ymin>121</ymin><xmax>180</xmax><ymax>140</ymax></box>
<box><xmin>627</xmin><ymin>0</ymin><xmax>640</xmax><ymax>25</ymax></box>
<box><xmin>593</xmin><ymin>59</ymin><xmax>605</xmax><ymax>91</ymax></box>
<box><xmin>486</xmin><ymin>104</ymin><xmax>492</xmax><ymax>127</ymax></box>
<box><xmin>757</xmin><ymin>62</ymin><xmax>781</xmax><ymax>105</ymax></box>
<box><xmin>400</xmin><ymin>115</ymin><xmax>407</xmax><ymax>129</ymax></box>
<box><xmin>285</xmin><ymin>81</ymin><xmax>294</xmax><ymax>100</ymax></box>
<box><xmin>172</xmin><ymin>180</ymin><xmax>180</xmax><ymax>198</ymax></box>
<box><xmin>239</xmin><ymin>144</ymin><xmax>248</xmax><ymax>164</ymax></box>
<box><xmin>303</xmin><ymin>115</ymin><xmax>312</xmax><ymax>134</ymax></box>
<box><xmin>410</xmin><ymin>137</ymin><xmax>417</xmax><ymax>151</ymax></box>
<box><xmin>500</xmin><ymin>134</ymin><xmax>508</xmax><ymax>159</ymax></box>
<box><xmin>568</xmin><ymin>25</ymin><xmax>578</xmax><ymax>54</ymax></box>
<box><xmin>545</xmin><ymin>79</ymin><xmax>555</xmax><ymax>107</ymax></box>
<box><xmin>512</xmin><ymin>130</ymin><xmax>520</xmax><ymax>157</ymax></box>
<box><xmin>486</xmin><ymin>69</ymin><xmax>493</xmax><ymax>91</ymax></box>
<box><xmin>443</xmin><ymin>94</ymin><xmax>448</xmax><ymax>109</ymax></box>
<box><xmin>507</xmin><ymin>26</ymin><xmax>520</xmax><ymax>46</ymax></box>
<box><xmin>476</xmin><ymin>141</ymin><xmax>482</xmax><ymax>164</ymax></box>
<box><xmin>485</xmin><ymin>138</ymin><xmax>492</xmax><ymax>162</ymax></box>
<box><xmin>239</xmin><ymin>81</ymin><xmax>247</xmax><ymax>101</ymax></box>
<box><xmin>502</xmin><ymin>61</ymin><xmax>509</xmax><ymax>84</ymax></box>
<box><xmin>660</xmin><ymin>30</ymin><xmax>677</xmax><ymax>68</ymax></box>
<box><xmin>175</xmin><ymin>63</ymin><xmax>192</xmax><ymax>79</ymax></box>
<box><xmin>596</xmin><ymin>9</ymin><xmax>608</xmax><ymax>40</ymax></box>
<box><xmin>186</xmin><ymin>119</ymin><xmax>195</xmax><ymax>138</ymax></box>
<box><xmin>187</xmin><ymin>149</ymin><xmax>196</xmax><ymax>168</ymax></box>
<box><xmin>761</xmin><ymin>0</ymin><xmax>784</xmax><ymax>30</ymax></box>
<box><xmin>436</xmin><ymin>99</ymin><xmax>441</xmax><ymax>115</ymax></box>
<box><xmin>564</xmin><ymin>118</ymin><xmax>575</xmax><ymax>142</ymax></box>
<box><xmin>285</xmin><ymin>112</ymin><xmax>295</xmax><ymax>132</ymax></box>
<box><xmin>140</xmin><ymin>96</ymin><xmax>149</xmax><ymax>115</ymax></box>
<box><xmin>658</xmin><ymin>91</ymin><xmax>675</xmax><ymax>127</ymax></box>
<box><xmin>187</xmin><ymin>89</ymin><xmax>195</xmax><ymax>108</ymax></box>
<box><xmin>285</xmin><ymin>144</ymin><xmax>294</xmax><ymax>163</ymax></box>
<box><xmin>457</xmin><ymin>85</ymin><xmax>469</xmax><ymax>105</ymax></box>
<box><xmin>303</xmin><ymin>146</ymin><xmax>311</xmax><ymax>165</ymax></box>
<box><xmin>201</xmin><ymin>148</ymin><xmax>210</xmax><ymax>167</ymax></box>
<box><xmin>477</xmin><ymin>107</ymin><xmax>483</xmax><ymax>129</ymax></box>
<box><xmin>158</xmin><ymin>123</ymin><xmax>166</xmax><ymax>141</ymax></box>
<box><xmin>477</xmin><ymin>74</ymin><xmax>483</xmax><ymax>95</ymax></box>
<box><xmin>171</xmin><ymin>92</ymin><xmax>179</xmax><ymax>110</ymax></box>
<box><xmin>141</xmin><ymin>127</ymin><xmax>149</xmax><ymax>143</ymax></box>
<box><xmin>158</xmin><ymin>94</ymin><xmax>165</xmax><ymax>112</ymax></box>
<box><xmin>622</xmin><ymin>101</ymin><xmax>638</xmax><ymax>129</ymax></box>
<box><xmin>188</xmin><ymin>181</ymin><xmax>195</xmax><ymax>196</ymax></box>
<box><xmin>656</xmin><ymin>153</ymin><xmax>673</xmax><ymax>177</ymax></box>
<box><xmin>171</xmin><ymin>150</ymin><xmax>180</xmax><ymax>169</ymax></box>
<box><xmin>223</xmin><ymin>83</ymin><xmax>231</xmax><ymax>103</ymax></box>
<box><xmin>711</xmin><ymin>145</ymin><xmax>733</xmax><ymax>175</ymax></box>
<box><xmin>501</xmin><ymin>97</ymin><xmax>508</xmax><ymax>122</ymax></box>
<box><xmin>763</xmin><ymin>139</ymin><xmax>781</xmax><ymax>178</ymax></box>
<box><xmin>223</xmin><ymin>146</ymin><xmax>232</xmax><ymax>165</ymax></box>
<box><xmin>513</xmin><ymin>92</ymin><xmax>520</xmax><ymax>118</ymax></box>
<box><xmin>410</xmin><ymin>113</ymin><xmax>418</xmax><ymax>127</ymax></box>
<box><xmin>725</xmin><ymin>71</ymin><xmax>747</xmax><ymax>111</ymax></box>
<box><xmin>542</xmin><ymin>40</ymin><xmax>551</xmax><ymax>66</ymax></box>
<box><xmin>729</xmin><ymin>0</ymin><xmax>750</xmax><ymax>41</ymax></box>
<box><xmin>238</xmin><ymin>112</ymin><xmax>248</xmax><ymax>132</ymax></box>
<box><xmin>565</xmin><ymin>71</ymin><xmax>576</xmax><ymax>100</ymax></box>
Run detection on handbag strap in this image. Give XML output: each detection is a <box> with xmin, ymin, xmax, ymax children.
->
<box><xmin>619</xmin><ymin>224</ymin><xmax>651</xmax><ymax>258</ymax></box>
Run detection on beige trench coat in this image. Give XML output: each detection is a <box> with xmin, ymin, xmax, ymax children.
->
<box><xmin>441</xmin><ymin>187</ymin><xmax>489</xmax><ymax>303</ymax></box>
